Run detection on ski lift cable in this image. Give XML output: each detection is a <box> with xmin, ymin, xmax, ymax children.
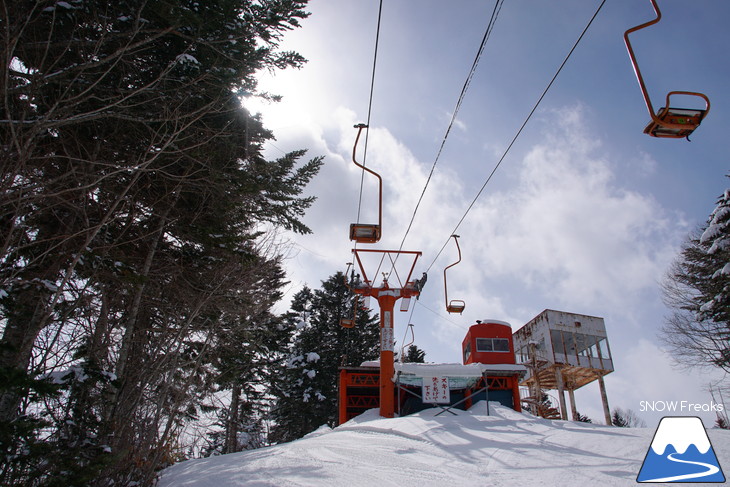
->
<box><xmin>398</xmin><ymin>321</ymin><xmax>415</xmax><ymax>363</ymax></box>
<box><xmin>425</xmin><ymin>0</ymin><xmax>608</xmax><ymax>273</ymax></box>
<box><xmin>346</xmin><ymin>0</ymin><xmax>384</xmax><ymax>279</ymax></box>
<box><xmin>355</xmin><ymin>0</ymin><xmax>384</xmax><ymax>226</ymax></box>
<box><xmin>394</xmin><ymin>0</ymin><xmax>505</xmax><ymax>255</ymax></box>
<box><xmin>415</xmin><ymin>300</ymin><xmax>469</xmax><ymax>331</ymax></box>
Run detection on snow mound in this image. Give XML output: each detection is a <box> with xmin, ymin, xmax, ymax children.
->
<box><xmin>158</xmin><ymin>403</ymin><xmax>730</xmax><ymax>486</ymax></box>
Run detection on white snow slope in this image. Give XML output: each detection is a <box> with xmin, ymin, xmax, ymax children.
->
<box><xmin>158</xmin><ymin>403</ymin><xmax>730</xmax><ymax>486</ymax></box>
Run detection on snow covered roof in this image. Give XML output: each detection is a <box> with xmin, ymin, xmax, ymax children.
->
<box><xmin>476</xmin><ymin>319</ymin><xmax>512</xmax><ymax>328</ymax></box>
<box><xmin>394</xmin><ymin>362</ymin><xmax>525</xmax><ymax>377</ymax></box>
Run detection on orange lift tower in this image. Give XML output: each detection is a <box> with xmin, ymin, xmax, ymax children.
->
<box><xmin>346</xmin><ymin>123</ymin><xmax>424</xmax><ymax>417</ymax></box>
<box><xmin>350</xmin><ymin>248</ymin><xmax>423</xmax><ymax>418</ymax></box>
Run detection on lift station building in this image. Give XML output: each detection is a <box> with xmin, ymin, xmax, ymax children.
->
<box><xmin>512</xmin><ymin>309</ymin><xmax>614</xmax><ymax>424</ymax></box>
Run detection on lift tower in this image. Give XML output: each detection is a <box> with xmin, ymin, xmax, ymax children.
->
<box><xmin>349</xmin><ymin>248</ymin><xmax>422</xmax><ymax>418</ymax></box>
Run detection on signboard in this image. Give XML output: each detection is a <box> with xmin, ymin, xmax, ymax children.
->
<box><xmin>422</xmin><ymin>376</ymin><xmax>450</xmax><ymax>404</ymax></box>
<box><xmin>381</xmin><ymin>325</ymin><xmax>394</xmax><ymax>352</ymax></box>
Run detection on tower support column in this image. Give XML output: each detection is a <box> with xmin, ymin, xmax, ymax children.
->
<box><xmin>598</xmin><ymin>374</ymin><xmax>612</xmax><ymax>426</ymax></box>
<box><xmin>377</xmin><ymin>292</ymin><xmax>398</xmax><ymax>418</ymax></box>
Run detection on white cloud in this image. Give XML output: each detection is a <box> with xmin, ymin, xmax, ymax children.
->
<box><xmin>589</xmin><ymin>338</ymin><xmax>726</xmax><ymax>427</ymax></box>
<box><xmin>454</xmin><ymin>106</ymin><xmax>683</xmax><ymax>310</ymax></box>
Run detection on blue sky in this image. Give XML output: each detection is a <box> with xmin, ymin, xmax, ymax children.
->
<box><xmin>245</xmin><ymin>0</ymin><xmax>730</xmax><ymax>427</ymax></box>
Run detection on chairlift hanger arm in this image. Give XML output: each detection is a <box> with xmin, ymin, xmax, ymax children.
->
<box><xmin>351</xmin><ymin>123</ymin><xmax>383</xmax><ymax>233</ymax></box>
<box><xmin>443</xmin><ymin>235</ymin><xmax>465</xmax><ymax>313</ymax></box>
<box><xmin>623</xmin><ymin>0</ymin><xmax>662</xmax><ymax>118</ymax></box>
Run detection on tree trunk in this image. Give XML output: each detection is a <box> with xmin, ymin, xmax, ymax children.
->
<box><xmin>225</xmin><ymin>383</ymin><xmax>242</xmax><ymax>454</ymax></box>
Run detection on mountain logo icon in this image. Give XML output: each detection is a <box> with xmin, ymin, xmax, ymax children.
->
<box><xmin>637</xmin><ymin>416</ymin><xmax>726</xmax><ymax>483</ymax></box>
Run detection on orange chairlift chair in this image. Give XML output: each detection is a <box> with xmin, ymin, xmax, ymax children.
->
<box><xmin>444</xmin><ymin>234</ymin><xmax>466</xmax><ymax>314</ymax></box>
<box><xmin>624</xmin><ymin>0</ymin><xmax>710</xmax><ymax>139</ymax></box>
<box><xmin>349</xmin><ymin>124</ymin><xmax>382</xmax><ymax>243</ymax></box>
<box><xmin>340</xmin><ymin>294</ymin><xmax>362</xmax><ymax>329</ymax></box>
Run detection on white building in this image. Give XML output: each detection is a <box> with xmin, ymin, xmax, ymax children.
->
<box><xmin>513</xmin><ymin>309</ymin><xmax>614</xmax><ymax>424</ymax></box>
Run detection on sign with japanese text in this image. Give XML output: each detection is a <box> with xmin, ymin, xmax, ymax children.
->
<box><xmin>422</xmin><ymin>376</ymin><xmax>450</xmax><ymax>404</ymax></box>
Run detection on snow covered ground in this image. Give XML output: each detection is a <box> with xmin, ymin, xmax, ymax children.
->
<box><xmin>158</xmin><ymin>404</ymin><xmax>730</xmax><ymax>486</ymax></box>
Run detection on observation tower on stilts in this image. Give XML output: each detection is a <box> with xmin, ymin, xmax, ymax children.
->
<box><xmin>513</xmin><ymin>310</ymin><xmax>614</xmax><ymax>425</ymax></box>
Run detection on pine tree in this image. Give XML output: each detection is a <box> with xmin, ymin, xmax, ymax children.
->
<box><xmin>575</xmin><ymin>412</ymin><xmax>593</xmax><ymax>423</ymax></box>
<box><xmin>611</xmin><ymin>408</ymin><xmax>645</xmax><ymax>428</ymax></box>
<box><xmin>661</xmin><ymin>180</ymin><xmax>730</xmax><ymax>372</ymax></box>
<box><xmin>1</xmin><ymin>0</ymin><xmax>320</xmax><ymax>484</ymax></box>
<box><xmin>269</xmin><ymin>273</ymin><xmax>379</xmax><ymax>443</ymax></box>
<box><xmin>611</xmin><ymin>409</ymin><xmax>629</xmax><ymax>427</ymax></box>
<box><xmin>403</xmin><ymin>345</ymin><xmax>426</xmax><ymax>363</ymax></box>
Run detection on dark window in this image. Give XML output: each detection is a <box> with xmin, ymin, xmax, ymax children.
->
<box><xmin>463</xmin><ymin>342</ymin><xmax>471</xmax><ymax>362</ymax></box>
<box><xmin>476</xmin><ymin>337</ymin><xmax>510</xmax><ymax>353</ymax></box>
<box><xmin>476</xmin><ymin>338</ymin><xmax>492</xmax><ymax>352</ymax></box>
<box><xmin>493</xmin><ymin>338</ymin><xmax>510</xmax><ymax>352</ymax></box>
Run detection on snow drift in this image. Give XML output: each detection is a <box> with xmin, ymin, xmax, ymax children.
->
<box><xmin>158</xmin><ymin>403</ymin><xmax>730</xmax><ymax>486</ymax></box>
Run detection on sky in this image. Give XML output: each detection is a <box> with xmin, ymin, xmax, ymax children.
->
<box><xmin>159</xmin><ymin>404</ymin><xmax>730</xmax><ymax>486</ymax></box>
<box><xmin>244</xmin><ymin>0</ymin><xmax>730</xmax><ymax>428</ymax></box>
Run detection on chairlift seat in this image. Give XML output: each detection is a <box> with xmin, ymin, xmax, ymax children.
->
<box><xmin>340</xmin><ymin>318</ymin><xmax>355</xmax><ymax>329</ymax></box>
<box><xmin>350</xmin><ymin>223</ymin><xmax>381</xmax><ymax>244</ymax></box>
<box><xmin>446</xmin><ymin>300</ymin><xmax>466</xmax><ymax>314</ymax></box>
<box><xmin>644</xmin><ymin>107</ymin><xmax>707</xmax><ymax>138</ymax></box>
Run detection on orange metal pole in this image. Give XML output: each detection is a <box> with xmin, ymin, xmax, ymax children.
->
<box><xmin>623</xmin><ymin>0</ymin><xmax>661</xmax><ymax>120</ymax></box>
<box><xmin>349</xmin><ymin>249</ymin><xmax>422</xmax><ymax>418</ymax></box>
<box><xmin>377</xmin><ymin>291</ymin><xmax>398</xmax><ymax>418</ymax></box>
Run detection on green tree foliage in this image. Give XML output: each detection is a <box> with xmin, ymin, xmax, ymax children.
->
<box><xmin>0</xmin><ymin>0</ymin><xmax>319</xmax><ymax>484</ymax></box>
<box><xmin>611</xmin><ymin>407</ymin><xmax>645</xmax><ymax>428</ymax></box>
<box><xmin>611</xmin><ymin>409</ymin><xmax>629</xmax><ymax>428</ymax></box>
<box><xmin>574</xmin><ymin>412</ymin><xmax>592</xmax><ymax>423</ymax></box>
<box><xmin>269</xmin><ymin>273</ymin><xmax>379</xmax><ymax>443</ymax></box>
<box><xmin>403</xmin><ymin>344</ymin><xmax>426</xmax><ymax>363</ymax></box>
<box><xmin>661</xmin><ymin>181</ymin><xmax>730</xmax><ymax>373</ymax></box>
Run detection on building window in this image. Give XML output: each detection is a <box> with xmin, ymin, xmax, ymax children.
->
<box><xmin>476</xmin><ymin>338</ymin><xmax>510</xmax><ymax>353</ymax></box>
<box><xmin>464</xmin><ymin>342</ymin><xmax>471</xmax><ymax>362</ymax></box>
<box><xmin>493</xmin><ymin>338</ymin><xmax>510</xmax><ymax>352</ymax></box>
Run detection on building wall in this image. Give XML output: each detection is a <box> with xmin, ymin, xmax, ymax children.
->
<box><xmin>513</xmin><ymin>309</ymin><xmax>614</xmax><ymax>373</ymax></box>
<box><xmin>462</xmin><ymin>320</ymin><xmax>516</xmax><ymax>365</ymax></box>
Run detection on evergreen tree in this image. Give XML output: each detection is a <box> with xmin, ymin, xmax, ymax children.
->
<box><xmin>661</xmin><ymin>180</ymin><xmax>730</xmax><ymax>372</ymax></box>
<box><xmin>611</xmin><ymin>408</ymin><xmax>645</xmax><ymax>428</ymax></box>
<box><xmin>269</xmin><ymin>273</ymin><xmax>379</xmax><ymax>443</ymax></box>
<box><xmin>611</xmin><ymin>409</ymin><xmax>629</xmax><ymax>428</ymax></box>
<box><xmin>403</xmin><ymin>345</ymin><xmax>426</xmax><ymax>363</ymax></box>
<box><xmin>575</xmin><ymin>412</ymin><xmax>592</xmax><ymax>423</ymax></box>
<box><xmin>0</xmin><ymin>0</ymin><xmax>319</xmax><ymax>484</ymax></box>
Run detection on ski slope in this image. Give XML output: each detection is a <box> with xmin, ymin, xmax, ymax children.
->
<box><xmin>158</xmin><ymin>404</ymin><xmax>730</xmax><ymax>486</ymax></box>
